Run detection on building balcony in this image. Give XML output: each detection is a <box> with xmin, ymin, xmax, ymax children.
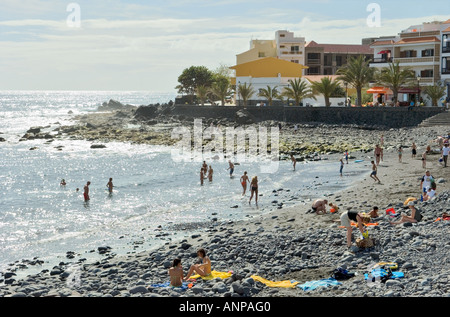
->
<box><xmin>443</xmin><ymin>46</ymin><xmax>450</xmax><ymax>54</ymax></box>
<box><xmin>370</xmin><ymin>56</ymin><xmax>439</xmax><ymax>65</ymax></box>
<box><xmin>280</xmin><ymin>51</ymin><xmax>302</xmax><ymax>55</ymax></box>
<box><xmin>442</xmin><ymin>68</ymin><xmax>450</xmax><ymax>75</ymax></box>
<box><xmin>307</xmin><ymin>58</ymin><xmax>321</xmax><ymax>65</ymax></box>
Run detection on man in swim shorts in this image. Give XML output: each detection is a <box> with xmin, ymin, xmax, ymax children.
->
<box><xmin>374</xmin><ymin>145</ymin><xmax>382</xmax><ymax>166</ymax></box>
<box><xmin>312</xmin><ymin>199</ymin><xmax>328</xmax><ymax>215</ymax></box>
<box><xmin>227</xmin><ymin>160</ymin><xmax>234</xmax><ymax>178</ymax></box>
<box><xmin>370</xmin><ymin>161</ymin><xmax>380</xmax><ymax>183</ymax></box>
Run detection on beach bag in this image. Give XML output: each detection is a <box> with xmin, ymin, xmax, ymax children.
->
<box><xmin>356</xmin><ymin>237</ymin><xmax>375</xmax><ymax>248</ymax></box>
<box><xmin>331</xmin><ymin>267</ymin><xmax>355</xmax><ymax>280</ymax></box>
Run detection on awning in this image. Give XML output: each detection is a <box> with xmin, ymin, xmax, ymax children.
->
<box><xmin>378</xmin><ymin>50</ymin><xmax>391</xmax><ymax>54</ymax></box>
<box><xmin>366</xmin><ymin>87</ymin><xmax>393</xmax><ymax>94</ymax></box>
<box><xmin>399</xmin><ymin>87</ymin><xmax>420</xmax><ymax>94</ymax></box>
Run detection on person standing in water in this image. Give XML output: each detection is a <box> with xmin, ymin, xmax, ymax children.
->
<box><xmin>249</xmin><ymin>176</ymin><xmax>258</xmax><ymax>205</ymax></box>
<box><xmin>207</xmin><ymin>165</ymin><xmax>213</xmax><ymax>182</ymax></box>
<box><xmin>240</xmin><ymin>171</ymin><xmax>249</xmax><ymax>196</ymax></box>
<box><xmin>227</xmin><ymin>160</ymin><xmax>234</xmax><ymax>178</ymax></box>
<box><xmin>200</xmin><ymin>168</ymin><xmax>204</xmax><ymax>186</ymax></box>
<box><xmin>83</xmin><ymin>181</ymin><xmax>91</xmax><ymax>202</ymax></box>
<box><xmin>106</xmin><ymin>178</ymin><xmax>114</xmax><ymax>193</ymax></box>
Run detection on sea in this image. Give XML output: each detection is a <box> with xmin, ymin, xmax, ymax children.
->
<box><xmin>0</xmin><ymin>91</ymin><xmax>369</xmax><ymax>276</ymax></box>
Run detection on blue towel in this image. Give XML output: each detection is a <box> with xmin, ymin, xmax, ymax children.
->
<box><xmin>364</xmin><ymin>269</ymin><xmax>404</xmax><ymax>281</ymax></box>
<box><xmin>150</xmin><ymin>281</ymin><xmax>191</xmax><ymax>290</ymax></box>
<box><xmin>297</xmin><ymin>278</ymin><xmax>341</xmax><ymax>291</ymax></box>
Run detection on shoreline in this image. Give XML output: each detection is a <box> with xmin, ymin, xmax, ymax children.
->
<box><xmin>2</xmin><ymin>108</ymin><xmax>450</xmax><ymax>297</ymax></box>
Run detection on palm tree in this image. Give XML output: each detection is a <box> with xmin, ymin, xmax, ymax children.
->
<box><xmin>375</xmin><ymin>62</ymin><xmax>415</xmax><ymax>104</ymax></box>
<box><xmin>258</xmin><ymin>86</ymin><xmax>279</xmax><ymax>106</ymax></box>
<box><xmin>237</xmin><ymin>83</ymin><xmax>255</xmax><ymax>108</ymax></box>
<box><xmin>423</xmin><ymin>83</ymin><xmax>446</xmax><ymax>107</ymax></box>
<box><xmin>209</xmin><ymin>75</ymin><xmax>231</xmax><ymax>106</ymax></box>
<box><xmin>336</xmin><ymin>55</ymin><xmax>375</xmax><ymax>107</ymax></box>
<box><xmin>310</xmin><ymin>77</ymin><xmax>343</xmax><ymax>107</ymax></box>
<box><xmin>281</xmin><ymin>78</ymin><xmax>315</xmax><ymax>106</ymax></box>
<box><xmin>196</xmin><ymin>85</ymin><xmax>209</xmax><ymax>106</ymax></box>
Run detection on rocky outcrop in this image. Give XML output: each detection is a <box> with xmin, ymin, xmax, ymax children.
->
<box><xmin>97</xmin><ymin>99</ymin><xmax>137</xmax><ymax>112</ymax></box>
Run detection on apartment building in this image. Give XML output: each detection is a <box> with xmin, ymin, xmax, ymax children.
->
<box><xmin>370</xmin><ymin>20</ymin><xmax>450</xmax><ymax>105</ymax></box>
<box><xmin>304</xmin><ymin>41</ymin><xmax>373</xmax><ymax>75</ymax></box>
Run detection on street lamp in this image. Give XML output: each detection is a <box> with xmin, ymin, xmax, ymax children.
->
<box><xmin>416</xmin><ymin>75</ymin><xmax>421</xmax><ymax>106</ymax></box>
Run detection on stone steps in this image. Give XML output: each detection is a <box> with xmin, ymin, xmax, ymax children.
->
<box><xmin>419</xmin><ymin>110</ymin><xmax>450</xmax><ymax>127</ymax></box>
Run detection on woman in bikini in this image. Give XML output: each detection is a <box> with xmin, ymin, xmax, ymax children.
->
<box><xmin>184</xmin><ymin>248</ymin><xmax>211</xmax><ymax>280</ymax></box>
<box><xmin>168</xmin><ymin>258</ymin><xmax>184</xmax><ymax>287</ymax></box>
<box><xmin>249</xmin><ymin>176</ymin><xmax>258</xmax><ymax>205</ymax></box>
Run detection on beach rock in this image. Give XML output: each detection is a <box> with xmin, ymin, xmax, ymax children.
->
<box><xmin>129</xmin><ymin>285</ymin><xmax>149</xmax><ymax>294</ymax></box>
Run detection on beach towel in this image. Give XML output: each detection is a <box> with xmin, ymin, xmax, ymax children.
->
<box><xmin>297</xmin><ymin>278</ymin><xmax>341</xmax><ymax>291</ymax></box>
<box><xmin>364</xmin><ymin>269</ymin><xmax>404</xmax><ymax>282</ymax></box>
<box><xmin>339</xmin><ymin>222</ymin><xmax>379</xmax><ymax>229</ymax></box>
<box><xmin>150</xmin><ymin>281</ymin><xmax>193</xmax><ymax>290</ymax></box>
<box><xmin>251</xmin><ymin>275</ymin><xmax>299</xmax><ymax>288</ymax></box>
<box><xmin>191</xmin><ymin>270</ymin><xmax>233</xmax><ymax>280</ymax></box>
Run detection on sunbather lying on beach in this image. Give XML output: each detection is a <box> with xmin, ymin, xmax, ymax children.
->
<box><xmin>184</xmin><ymin>248</ymin><xmax>211</xmax><ymax>280</ymax></box>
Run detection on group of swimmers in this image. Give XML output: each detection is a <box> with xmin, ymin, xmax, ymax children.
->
<box><xmin>60</xmin><ymin>178</ymin><xmax>114</xmax><ymax>202</ymax></box>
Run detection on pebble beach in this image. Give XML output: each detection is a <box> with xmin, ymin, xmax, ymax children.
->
<box><xmin>2</xmin><ymin>106</ymin><xmax>450</xmax><ymax>298</ymax></box>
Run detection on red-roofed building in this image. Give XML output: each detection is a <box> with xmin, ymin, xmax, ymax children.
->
<box><xmin>304</xmin><ymin>41</ymin><xmax>373</xmax><ymax>75</ymax></box>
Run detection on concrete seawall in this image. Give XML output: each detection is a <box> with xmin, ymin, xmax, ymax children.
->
<box><xmin>135</xmin><ymin>104</ymin><xmax>446</xmax><ymax>128</ymax></box>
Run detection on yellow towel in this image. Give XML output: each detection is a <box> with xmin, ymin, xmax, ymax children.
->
<box><xmin>191</xmin><ymin>270</ymin><xmax>233</xmax><ymax>280</ymax></box>
<box><xmin>251</xmin><ymin>275</ymin><xmax>299</xmax><ymax>288</ymax></box>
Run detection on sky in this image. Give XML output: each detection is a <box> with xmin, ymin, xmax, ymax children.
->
<box><xmin>0</xmin><ymin>0</ymin><xmax>449</xmax><ymax>92</ymax></box>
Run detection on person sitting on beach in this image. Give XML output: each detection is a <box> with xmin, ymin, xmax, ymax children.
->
<box><xmin>370</xmin><ymin>161</ymin><xmax>381</xmax><ymax>183</ymax></box>
<box><xmin>423</xmin><ymin>187</ymin><xmax>436</xmax><ymax>202</ymax></box>
<box><xmin>368</xmin><ymin>206</ymin><xmax>379</xmax><ymax>218</ymax></box>
<box><xmin>312</xmin><ymin>199</ymin><xmax>328</xmax><ymax>215</ymax></box>
<box><xmin>389</xmin><ymin>201</ymin><xmax>422</xmax><ymax>225</ymax></box>
<box><xmin>329</xmin><ymin>202</ymin><xmax>339</xmax><ymax>213</ymax></box>
<box><xmin>340</xmin><ymin>210</ymin><xmax>371</xmax><ymax>248</ymax></box>
<box><xmin>184</xmin><ymin>248</ymin><xmax>211</xmax><ymax>280</ymax></box>
<box><xmin>168</xmin><ymin>258</ymin><xmax>184</xmax><ymax>287</ymax></box>
<box><xmin>290</xmin><ymin>154</ymin><xmax>297</xmax><ymax>171</ymax></box>
<box><xmin>240</xmin><ymin>171</ymin><xmax>249</xmax><ymax>196</ymax></box>
<box><xmin>249</xmin><ymin>176</ymin><xmax>258</xmax><ymax>205</ymax></box>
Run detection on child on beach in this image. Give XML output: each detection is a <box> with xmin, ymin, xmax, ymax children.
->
<box><xmin>422</xmin><ymin>151</ymin><xmax>427</xmax><ymax>168</ymax></box>
<box><xmin>249</xmin><ymin>176</ymin><xmax>258</xmax><ymax>205</ymax></box>
<box><xmin>329</xmin><ymin>202</ymin><xmax>339</xmax><ymax>213</ymax></box>
<box><xmin>290</xmin><ymin>154</ymin><xmax>297</xmax><ymax>171</ymax></box>
<box><xmin>168</xmin><ymin>258</ymin><xmax>184</xmax><ymax>287</ymax></box>
<box><xmin>370</xmin><ymin>161</ymin><xmax>381</xmax><ymax>183</ymax></box>
<box><xmin>368</xmin><ymin>206</ymin><xmax>379</xmax><ymax>218</ymax></box>
<box><xmin>184</xmin><ymin>248</ymin><xmax>211</xmax><ymax>280</ymax></box>
<box><xmin>240</xmin><ymin>171</ymin><xmax>249</xmax><ymax>196</ymax></box>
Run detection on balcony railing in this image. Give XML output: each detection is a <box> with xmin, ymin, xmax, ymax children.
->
<box><xmin>442</xmin><ymin>68</ymin><xmax>450</xmax><ymax>75</ymax></box>
<box><xmin>307</xmin><ymin>58</ymin><xmax>321</xmax><ymax>64</ymax></box>
<box><xmin>443</xmin><ymin>46</ymin><xmax>450</xmax><ymax>54</ymax></box>
<box><xmin>370</xmin><ymin>56</ymin><xmax>439</xmax><ymax>64</ymax></box>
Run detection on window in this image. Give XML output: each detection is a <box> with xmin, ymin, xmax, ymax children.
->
<box><xmin>443</xmin><ymin>57</ymin><xmax>450</xmax><ymax>74</ymax></box>
<box><xmin>308</xmin><ymin>67</ymin><xmax>320</xmax><ymax>75</ymax></box>
<box><xmin>291</xmin><ymin>60</ymin><xmax>299</xmax><ymax>64</ymax></box>
<box><xmin>308</xmin><ymin>53</ymin><xmax>320</xmax><ymax>60</ymax></box>
<box><xmin>336</xmin><ymin>55</ymin><xmax>343</xmax><ymax>67</ymax></box>
<box><xmin>400</xmin><ymin>50</ymin><xmax>417</xmax><ymax>58</ymax></box>
<box><xmin>420</xmin><ymin>69</ymin><xmax>433</xmax><ymax>78</ymax></box>
<box><xmin>422</xmin><ymin>49</ymin><xmax>434</xmax><ymax>57</ymax></box>
<box><xmin>443</xmin><ymin>34</ymin><xmax>450</xmax><ymax>53</ymax></box>
<box><xmin>258</xmin><ymin>52</ymin><xmax>266</xmax><ymax>58</ymax></box>
<box><xmin>291</xmin><ymin>46</ymin><xmax>300</xmax><ymax>53</ymax></box>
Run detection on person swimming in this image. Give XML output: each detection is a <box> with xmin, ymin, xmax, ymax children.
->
<box><xmin>106</xmin><ymin>178</ymin><xmax>113</xmax><ymax>193</ymax></box>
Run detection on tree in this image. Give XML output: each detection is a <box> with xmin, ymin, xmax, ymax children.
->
<box><xmin>196</xmin><ymin>85</ymin><xmax>209</xmax><ymax>106</ymax></box>
<box><xmin>209</xmin><ymin>74</ymin><xmax>231</xmax><ymax>106</ymax></box>
<box><xmin>281</xmin><ymin>78</ymin><xmax>315</xmax><ymax>106</ymax></box>
<box><xmin>310</xmin><ymin>77</ymin><xmax>343</xmax><ymax>107</ymax></box>
<box><xmin>176</xmin><ymin>66</ymin><xmax>214</xmax><ymax>103</ymax></box>
<box><xmin>258</xmin><ymin>86</ymin><xmax>279</xmax><ymax>106</ymax></box>
<box><xmin>375</xmin><ymin>61</ymin><xmax>415</xmax><ymax>104</ymax></box>
<box><xmin>237</xmin><ymin>83</ymin><xmax>255</xmax><ymax>108</ymax></box>
<box><xmin>423</xmin><ymin>83</ymin><xmax>446</xmax><ymax>107</ymax></box>
<box><xmin>336</xmin><ymin>55</ymin><xmax>375</xmax><ymax>107</ymax></box>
